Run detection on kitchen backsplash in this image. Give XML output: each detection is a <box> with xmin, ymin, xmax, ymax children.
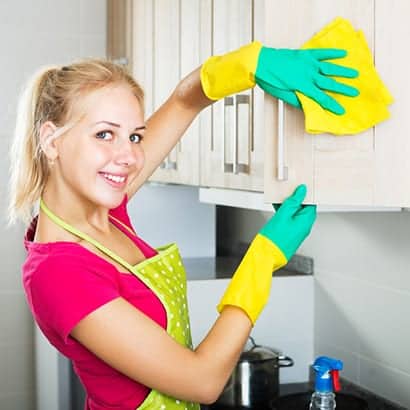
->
<box><xmin>217</xmin><ymin>205</ymin><xmax>410</xmax><ymax>409</ymax></box>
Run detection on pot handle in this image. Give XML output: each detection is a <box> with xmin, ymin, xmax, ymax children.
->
<box><xmin>278</xmin><ymin>355</ymin><xmax>294</xmax><ymax>368</ymax></box>
<box><xmin>248</xmin><ymin>336</ymin><xmax>258</xmax><ymax>351</ymax></box>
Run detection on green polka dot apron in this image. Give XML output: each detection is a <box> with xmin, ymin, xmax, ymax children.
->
<box><xmin>40</xmin><ymin>199</ymin><xmax>200</xmax><ymax>410</ymax></box>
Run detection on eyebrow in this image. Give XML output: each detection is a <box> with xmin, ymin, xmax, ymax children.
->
<box><xmin>93</xmin><ymin>121</ymin><xmax>146</xmax><ymax>131</ymax></box>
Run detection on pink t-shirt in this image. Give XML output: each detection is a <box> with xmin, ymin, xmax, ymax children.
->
<box><xmin>23</xmin><ymin>196</ymin><xmax>167</xmax><ymax>410</ymax></box>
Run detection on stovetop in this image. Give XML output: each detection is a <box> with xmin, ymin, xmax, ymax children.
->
<box><xmin>201</xmin><ymin>380</ymin><xmax>406</xmax><ymax>410</ymax></box>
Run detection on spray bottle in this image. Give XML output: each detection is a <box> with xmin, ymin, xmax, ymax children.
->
<box><xmin>309</xmin><ymin>356</ymin><xmax>343</xmax><ymax>410</ymax></box>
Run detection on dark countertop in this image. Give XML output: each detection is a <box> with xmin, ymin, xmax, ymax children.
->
<box><xmin>184</xmin><ymin>254</ymin><xmax>313</xmax><ymax>281</ymax></box>
<box><xmin>201</xmin><ymin>379</ymin><xmax>406</xmax><ymax>410</ymax></box>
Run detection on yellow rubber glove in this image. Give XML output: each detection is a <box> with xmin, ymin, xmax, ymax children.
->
<box><xmin>217</xmin><ymin>234</ymin><xmax>287</xmax><ymax>324</ymax></box>
<box><xmin>217</xmin><ymin>185</ymin><xmax>317</xmax><ymax>324</ymax></box>
<box><xmin>200</xmin><ymin>42</ymin><xmax>262</xmax><ymax>100</ymax></box>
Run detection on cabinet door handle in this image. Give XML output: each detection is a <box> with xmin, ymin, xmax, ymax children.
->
<box><xmin>235</xmin><ymin>94</ymin><xmax>251</xmax><ymax>174</ymax></box>
<box><xmin>160</xmin><ymin>155</ymin><xmax>177</xmax><ymax>170</ymax></box>
<box><xmin>223</xmin><ymin>96</ymin><xmax>234</xmax><ymax>173</ymax></box>
<box><xmin>277</xmin><ymin>100</ymin><xmax>288</xmax><ymax>181</ymax></box>
<box><xmin>111</xmin><ymin>57</ymin><xmax>129</xmax><ymax>66</ymax></box>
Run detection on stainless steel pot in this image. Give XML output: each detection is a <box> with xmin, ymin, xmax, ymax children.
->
<box><xmin>216</xmin><ymin>337</ymin><xmax>294</xmax><ymax>408</ymax></box>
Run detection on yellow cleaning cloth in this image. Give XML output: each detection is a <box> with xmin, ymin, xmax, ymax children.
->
<box><xmin>297</xmin><ymin>17</ymin><xmax>393</xmax><ymax>135</ymax></box>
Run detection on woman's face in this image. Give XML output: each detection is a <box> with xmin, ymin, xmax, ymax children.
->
<box><xmin>53</xmin><ymin>83</ymin><xmax>145</xmax><ymax>210</ymax></box>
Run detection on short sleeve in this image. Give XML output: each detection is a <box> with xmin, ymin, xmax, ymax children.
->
<box><xmin>29</xmin><ymin>252</ymin><xmax>120</xmax><ymax>344</ymax></box>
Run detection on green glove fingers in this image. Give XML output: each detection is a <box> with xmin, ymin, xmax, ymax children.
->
<box><xmin>319</xmin><ymin>61</ymin><xmax>358</xmax><ymax>78</ymax></box>
<box><xmin>302</xmin><ymin>48</ymin><xmax>359</xmax><ymax>79</ymax></box>
<box><xmin>259</xmin><ymin>184</ymin><xmax>317</xmax><ymax>260</ymax></box>
<box><xmin>315</xmin><ymin>75</ymin><xmax>359</xmax><ymax>97</ymax></box>
<box><xmin>308</xmin><ymin>48</ymin><xmax>346</xmax><ymax>59</ymax></box>
<box><xmin>255</xmin><ymin>47</ymin><xmax>359</xmax><ymax>115</ymax></box>
<box><xmin>308</xmin><ymin>75</ymin><xmax>358</xmax><ymax>114</ymax></box>
<box><xmin>301</xmin><ymin>84</ymin><xmax>346</xmax><ymax>115</ymax></box>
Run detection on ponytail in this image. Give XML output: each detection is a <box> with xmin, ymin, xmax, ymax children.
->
<box><xmin>8</xmin><ymin>66</ymin><xmax>58</xmax><ymax>225</ymax></box>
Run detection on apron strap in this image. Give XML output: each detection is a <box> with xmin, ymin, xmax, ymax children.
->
<box><xmin>39</xmin><ymin>198</ymin><xmax>134</xmax><ymax>271</ymax></box>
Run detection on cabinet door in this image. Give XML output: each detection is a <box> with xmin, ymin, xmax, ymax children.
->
<box><xmin>132</xmin><ymin>0</ymin><xmax>154</xmax><ymax>116</ymax></box>
<box><xmin>264</xmin><ymin>0</ymin><xmax>377</xmax><ymax>206</ymax></box>
<box><xmin>107</xmin><ymin>0</ymin><xmax>133</xmax><ymax>70</ymax></box>
<box><xmin>133</xmin><ymin>0</ymin><xmax>201</xmax><ymax>185</ymax></box>
<box><xmin>200</xmin><ymin>0</ymin><xmax>265</xmax><ymax>192</ymax></box>
<box><xmin>374</xmin><ymin>0</ymin><xmax>410</xmax><ymax>207</ymax></box>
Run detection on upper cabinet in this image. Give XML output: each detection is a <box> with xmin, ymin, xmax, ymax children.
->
<box><xmin>108</xmin><ymin>0</ymin><xmax>410</xmax><ymax>208</ymax></box>
<box><xmin>200</xmin><ymin>0</ymin><xmax>265</xmax><ymax>192</ymax></box>
<box><xmin>107</xmin><ymin>0</ymin><xmax>133</xmax><ymax>70</ymax></box>
<box><xmin>263</xmin><ymin>0</ymin><xmax>410</xmax><ymax>207</ymax></box>
<box><xmin>264</xmin><ymin>0</ymin><xmax>377</xmax><ymax>206</ymax></box>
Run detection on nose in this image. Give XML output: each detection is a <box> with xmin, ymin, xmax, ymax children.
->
<box><xmin>114</xmin><ymin>139</ymin><xmax>141</xmax><ymax>167</ymax></box>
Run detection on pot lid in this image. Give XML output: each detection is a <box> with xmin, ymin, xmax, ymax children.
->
<box><xmin>239</xmin><ymin>337</ymin><xmax>280</xmax><ymax>363</ymax></box>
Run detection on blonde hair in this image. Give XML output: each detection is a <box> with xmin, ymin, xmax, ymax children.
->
<box><xmin>8</xmin><ymin>59</ymin><xmax>144</xmax><ymax>225</ymax></box>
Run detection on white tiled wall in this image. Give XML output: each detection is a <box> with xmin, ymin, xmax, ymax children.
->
<box><xmin>300</xmin><ymin>211</ymin><xmax>410</xmax><ymax>409</ymax></box>
<box><xmin>0</xmin><ymin>1</ymin><xmax>106</xmax><ymax>409</ymax></box>
<box><xmin>223</xmin><ymin>207</ymin><xmax>410</xmax><ymax>408</ymax></box>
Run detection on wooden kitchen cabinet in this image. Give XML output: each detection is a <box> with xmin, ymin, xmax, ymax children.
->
<box><xmin>130</xmin><ymin>0</ymin><xmax>201</xmax><ymax>185</ymax></box>
<box><xmin>110</xmin><ymin>0</ymin><xmax>410</xmax><ymax>208</ymax></box>
<box><xmin>109</xmin><ymin>0</ymin><xmax>265</xmax><ymax>190</ymax></box>
<box><xmin>263</xmin><ymin>0</ymin><xmax>410</xmax><ymax>207</ymax></box>
<box><xmin>107</xmin><ymin>0</ymin><xmax>133</xmax><ymax>71</ymax></box>
<box><xmin>263</xmin><ymin>0</ymin><xmax>381</xmax><ymax>206</ymax></box>
<box><xmin>200</xmin><ymin>0</ymin><xmax>266</xmax><ymax>192</ymax></box>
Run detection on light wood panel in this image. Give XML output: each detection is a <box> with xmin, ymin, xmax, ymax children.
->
<box><xmin>374</xmin><ymin>0</ymin><xmax>410</xmax><ymax>207</ymax></box>
<box><xmin>107</xmin><ymin>0</ymin><xmax>133</xmax><ymax>71</ymax></box>
<box><xmin>264</xmin><ymin>0</ymin><xmax>376</xmax><ymax>205</ymax></box>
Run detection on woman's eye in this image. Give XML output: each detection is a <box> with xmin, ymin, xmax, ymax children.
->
<box><xmin>96</xmin><ymin>130</ymin><xmax>113</xmax><ymax>140</ymax></box>
<box><xmin>129</xmin><ymin>133</ymin><xmax>143</xmax><ymax>144</ymax></box>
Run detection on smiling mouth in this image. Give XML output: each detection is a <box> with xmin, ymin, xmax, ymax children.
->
<box><xmin>99</xmin><ymin>172</ymin><xmax>127</xmax><ymax>187</ymax></box>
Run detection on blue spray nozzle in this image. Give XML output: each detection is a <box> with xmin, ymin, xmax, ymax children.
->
<box><xmin>312</xmin><ymin>356</ymin><xmax>343</xmax><ymax>393</ymax></box>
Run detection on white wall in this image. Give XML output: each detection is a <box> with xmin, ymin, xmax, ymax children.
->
<box><xmin>0</xmin><ymin>1</ymin><xmax>106</xmax><ymax>409</ymax></box>
<box><xmin>188</xmin><ymin>276</ymin><xmax>314</xmax><ymax>383</ymax></box>
<box><xmin>301</xmin><ymin>211</ymin><xmax>410</xmax><ymax>408</ymax></box>
<box><xmin>129</xmin><ymin>183</ymin><xmax>216</xmax><ymax>258</ymax></box>
<box><xmin>220</xmin><ymin>206</ymin><xmax>410</xmax><ymax>408</ymax></box>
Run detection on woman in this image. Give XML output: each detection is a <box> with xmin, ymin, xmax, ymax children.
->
<box><xmin>8</xmin><ymin>43</ymin><xmax>358</xmax><ymax>409</ymax></box>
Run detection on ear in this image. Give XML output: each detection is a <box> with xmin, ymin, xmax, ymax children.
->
<box><xmin>39</xmin><ymin>121</ymin><xmax>59</xmax><ymax>161</ymax></box>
